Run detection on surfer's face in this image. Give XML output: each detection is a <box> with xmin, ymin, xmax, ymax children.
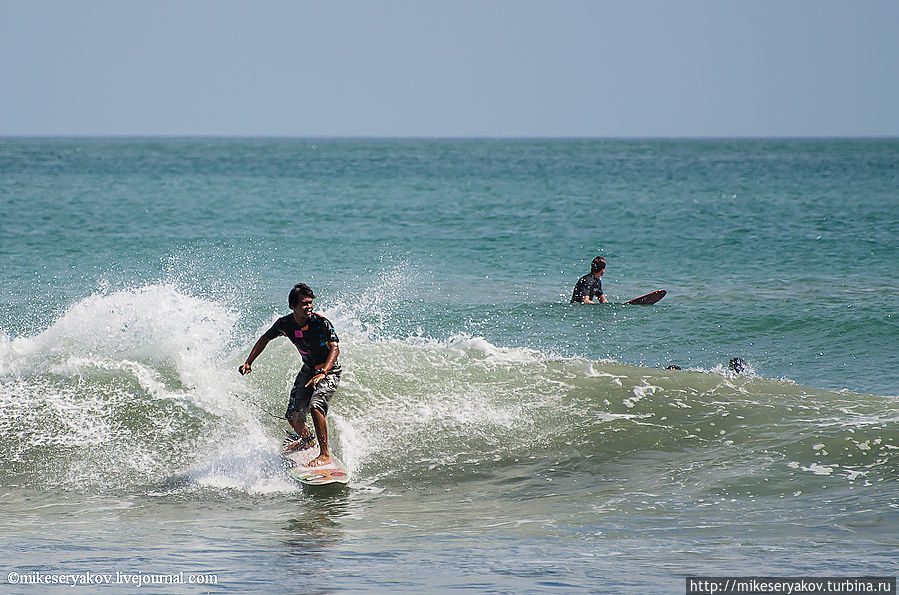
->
<box><xmin>291</xmin><ymin>297</ymin><xmax>314</xmax><ymax>322</ymax></box>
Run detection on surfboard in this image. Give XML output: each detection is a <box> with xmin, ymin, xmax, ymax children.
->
<box><xmin>282</xmin><ymin>442</ymin><xmax>350</xmax><ymax>486</ymax></box>
<box><xmin>625</xmin><ymin>289</ymin><xmax>666</xmax><ymax>305</ymax></box>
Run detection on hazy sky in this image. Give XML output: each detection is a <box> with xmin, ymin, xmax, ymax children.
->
<box><xmin>2</xmin><ymin>0</ymin><xmax>898</xmax><ymax>137</ymax></box>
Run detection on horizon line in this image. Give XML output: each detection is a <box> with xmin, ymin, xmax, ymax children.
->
<box><xmin>2</xmin><ymin>133</ymin><xmax>898</xmax><ymax>142</ymax></box>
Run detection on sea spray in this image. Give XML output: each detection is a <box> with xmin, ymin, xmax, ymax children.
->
<box><xmin>0</xmin><ymin>285</ymin><xmax>277</xmax><ymax>492</ymax></box>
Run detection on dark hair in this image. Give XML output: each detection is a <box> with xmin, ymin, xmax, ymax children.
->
<box><xmin>591</xmin><ymin>256</ymin><xmax>606</xmax><ymax>274</ymax></box>
<box><xmin>288</xmin><ymin>283</ymin><xmax>315</xmax><ymax>308</ymax></box>
<box><xmin>728</xmin><ymin>358</ymin><xmax>746</xmax><ymax>374</ymax></box>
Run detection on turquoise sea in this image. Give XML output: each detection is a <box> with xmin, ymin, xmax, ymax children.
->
<box><xmin>1</xmin><ymin>138</ymin><xmax>897</xmax><ymax>593</ymax></box>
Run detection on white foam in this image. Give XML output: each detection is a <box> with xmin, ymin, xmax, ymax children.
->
<box><xmin>623</xmin><ymin>381</ymin><xmax>660</xmax><ymax>409</ymax></box>
<box><xmin>586</xmin><ymin>366</ymin><xmax>626</xmax><ymax>385</ymax></box>
<box><xmin>2</xmin><ymin>284</ymin><xmax>237</xmax><ymax>376</ymax></box>
<box><xmin>0</xmin><ymin>285</ymin><xmax>295</xmax><ymax>493</ymax></box>
<box><xmin>188</xmin><ymin>433</ymin><xmax>296</xmax><ymax>494</ymax></box>
<box><xmin>802</xmin><ymin>462</ymin><xmax>836</xmax><ymax>476</ymax></box>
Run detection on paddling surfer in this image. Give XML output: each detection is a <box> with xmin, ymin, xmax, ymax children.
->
<box><xmin>570</xmin><ymin>256</ymin><xmax>608</xmax><ymax>304</ymax></box>
<box><xmin>239</xmin><ymin>283</ymin><xmax>341</xmax><ymax>467</ymax></box>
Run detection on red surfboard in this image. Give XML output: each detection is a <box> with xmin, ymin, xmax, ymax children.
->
<box><xmin>625</xmin><ymin>289</ymin><xmax>666</xmax><ymax>305</ymax></box>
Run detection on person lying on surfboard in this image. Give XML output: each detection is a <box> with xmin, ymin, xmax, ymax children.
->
<box><xmin>239</xmin><ymin>283</ymin><xmax>341</xmax><ymax>468</ymax></box>
<box><xmin>570</xmin><ymin>256</ymin><xmax>608</xmax><ymax>304</ymax></box>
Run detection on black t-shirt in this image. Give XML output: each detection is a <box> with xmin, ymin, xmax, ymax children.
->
<box><xmin>262</xmin><ymin>313</ymin><xmax>339</xmax><ymax>367</ymax></box>
<box><xmin>571</xmin><ymin>274</ymin><xmax>603</xmax><ymax>303</ymax></box>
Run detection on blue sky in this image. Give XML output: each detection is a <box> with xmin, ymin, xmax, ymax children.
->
<box><xmin>2</xmin><ymin>0</ymin><xmax>898</xmax><ymax>137</ymax></box>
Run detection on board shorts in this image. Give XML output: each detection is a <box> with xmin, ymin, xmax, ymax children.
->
<box><xmin>285</xmin><ymin>364</ymin><xmax>342</xmax><ymax>422</ymax></box>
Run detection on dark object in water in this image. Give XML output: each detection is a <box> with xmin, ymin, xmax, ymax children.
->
<box><xmin>729</xmin><ymin>358</ymin><xmax>747</xmax><ymax>374</ymax></box>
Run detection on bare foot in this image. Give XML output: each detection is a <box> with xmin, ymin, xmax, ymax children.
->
<box><xmin>306</xmin><ymin>453</ymin><xmax>332</xmax><ymax>467</ymax></box>
<box><xmin>284</xmin><ymin>435</ymin><xmax>316</xmax><ymax>452</ymax></box>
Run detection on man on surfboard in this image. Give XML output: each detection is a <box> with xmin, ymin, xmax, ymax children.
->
<box><xmin>571</xmin><ymin>256</ymin><xmax>608</xmax><ymax>304</ymax></box>
<box><xmin>239</xmin><ymin>283</ymin><xmax>341</xmax><ymax>468</ymax></box>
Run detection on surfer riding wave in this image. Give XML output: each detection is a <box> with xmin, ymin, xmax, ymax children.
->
<box><xmin>239</xmin><ymin>283</ymin><xmax>341</xmax><ymax>468</ymax></box>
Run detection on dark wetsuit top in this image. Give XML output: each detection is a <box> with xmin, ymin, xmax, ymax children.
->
<box><xmin>262</xmin><ymin>313</ymin><xmax>339</xmax><ymax>368</ymax></box>
<box><xmin>571</xmin><ymin>274</ymin><xmax>604</xmax><ymax>303</ymax></box>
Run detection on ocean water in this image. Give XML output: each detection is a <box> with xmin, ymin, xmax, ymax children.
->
<box><xmin>1</xmin><ymin>138</ymin><xmax>897</xmax><ymax>593</ymax></box>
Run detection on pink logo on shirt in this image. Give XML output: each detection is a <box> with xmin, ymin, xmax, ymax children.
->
<box><xmin>294</xmin><ymin>329</ymin><xmax>309</xmax><ymax>354</ymax></box>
